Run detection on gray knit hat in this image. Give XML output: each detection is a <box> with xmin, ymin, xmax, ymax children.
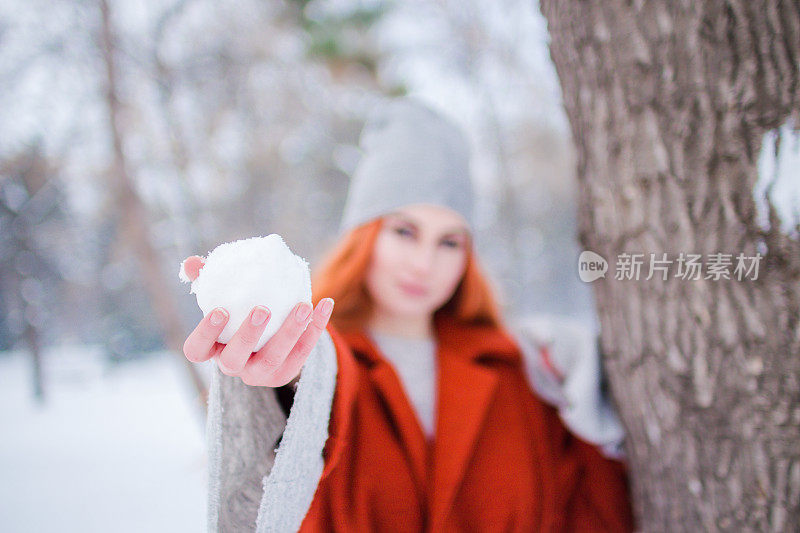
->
<box><xmin>337</xmin><ymin>97</ymin><xmax>476</xmax><ymax>237</ymax></box>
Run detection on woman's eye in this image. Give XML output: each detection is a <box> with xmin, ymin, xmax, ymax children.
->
<box><xmin>394</xmin><ymin>227</ymin><xmax>413</xmax><ymax>237</ymax></box>
<box><xmin>442</xmin><ymin>240</ymin><xmax>460</xmax><ymax>248</ymax></box>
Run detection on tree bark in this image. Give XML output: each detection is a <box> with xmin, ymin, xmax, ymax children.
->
<box><xmin>539</xmin><ymin>1</ymin><xmax>800</xmax><ymax>531</ymax></box>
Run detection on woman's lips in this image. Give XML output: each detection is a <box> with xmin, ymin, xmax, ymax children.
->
<box><xmin>398</xmin><ymin>281</ymin><xmax>428</xmax><ymax>297</ymax></box>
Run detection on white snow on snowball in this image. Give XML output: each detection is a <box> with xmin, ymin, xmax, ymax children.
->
<box><xmin>179</xmin><ymin>234</ymin><xmax>312</xmax><ymax>352</ymax></box>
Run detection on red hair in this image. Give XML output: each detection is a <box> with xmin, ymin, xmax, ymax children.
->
<box><xmin>311</xmin><ymin>217</ymin><xmax>504</xmax><ymax>334</ymax></box>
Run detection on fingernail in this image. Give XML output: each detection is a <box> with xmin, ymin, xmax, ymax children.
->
<box><xmin>210</xmin><ymin>308</ymin><xmax>228</xmax><ymax>326</ymax></box>
<box><xmin>251</xmin><ymin>306</ymin><xmax>269</xmax><ymax>326</ymax></box>
<box><xmin>295</xmin><ymin>302</ymin><xmax>312</xmax><ymax>322</ymax></box>
<box><xmin>321</xmin><ymin>298</ymin><xmax>334</xmax><ymax>315</ymax></box>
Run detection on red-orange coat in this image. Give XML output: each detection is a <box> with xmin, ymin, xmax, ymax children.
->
<box><xmin>299</xmin><ymin>312</ymin><xmax>635</xmax><ymax>532</ymax></box>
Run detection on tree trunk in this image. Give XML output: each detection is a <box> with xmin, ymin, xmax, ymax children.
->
<box><xmin>24</xmin><ymin>319</ymin><xmax>45</xmax><ymax>403</ymax></box>
<box><xmin>539</xmin><ymin>1</ymin><xmax>800</xmax><ymax>531</ymax></box>
<box><xmin>98</xmin><ymin>0</ymin><xmax>208</xmax><ymax>413</ymax></box>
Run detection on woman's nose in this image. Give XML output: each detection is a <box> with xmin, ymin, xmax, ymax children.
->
<box><xmin>407</xmin><ymin>244</ymin><xmax>436</xmax><ymax>275</ymax></box>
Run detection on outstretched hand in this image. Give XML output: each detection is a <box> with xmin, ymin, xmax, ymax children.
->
<box><xmin>181</xmin><ymin>255</ymin><xmax>334</xmax><ymax>387</ymax></box>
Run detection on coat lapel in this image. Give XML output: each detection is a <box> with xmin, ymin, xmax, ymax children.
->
<box><xmin>428</xmin><ymin>313</ymin><xmax>520</xmax><ymax>531</ymax></box>
<box><xmin>429</xmin><ymin>346</ymin><xmax>499</xmax><ymax>532</ymax></box>
<box><xmin>342</xmin><ymin>314</ymin><xmax>521</xmax><ymax>531</ymax></box>
<box><xmin>343</xmin><ymin>330</ymin><xmax>430</xmax><ymax>504</ymax></box>
<box><xmin>370</xmin><ymin>362</ymin><xmax>430</xmax><ymax>502</ymax></box>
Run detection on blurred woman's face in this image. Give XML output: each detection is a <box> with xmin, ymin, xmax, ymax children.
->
<box><xmin>365</xmin><ymin>203</ymin><xmax>470</xmax><ymax>323</ymax></box>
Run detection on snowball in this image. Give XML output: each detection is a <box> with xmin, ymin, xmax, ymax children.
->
<box><xmin>180</xmin><ymin>234</ymin><xmax>312</xmax><ymax>352</ymax></box>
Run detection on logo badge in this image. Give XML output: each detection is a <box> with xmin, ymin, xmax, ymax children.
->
<box><xmin>578</xmin><ymin>251</ymin><xmax>608</xmax><ymax>282</ymax></box>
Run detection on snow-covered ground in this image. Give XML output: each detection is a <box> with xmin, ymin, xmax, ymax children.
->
<box><xmin>0</xmin><ymin>346</ymin><xmax>210</xmax><ymax>532</ymax></box>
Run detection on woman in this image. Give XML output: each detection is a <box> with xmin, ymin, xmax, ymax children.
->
<box><xmin>182</xmin><ymin>98</ymin><xmax>635</xmax><ymax>532</ymax></box>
